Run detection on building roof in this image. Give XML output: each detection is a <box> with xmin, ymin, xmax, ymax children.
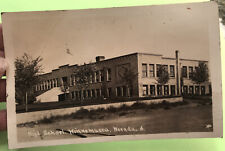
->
<box><xmin>38</xmin><ymin>52</ymin><xmax>208</xmax><ymax>76</ymax></box>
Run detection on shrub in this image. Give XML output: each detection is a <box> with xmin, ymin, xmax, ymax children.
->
<box><xmin>107</xmin><ymin>106</ymin><xmax>118</xmax><ymax>113</ymax></box>
<box><xmin>38</xmin><ymin>116</ymin><xmax>54</xmax><ymax>124</ymax></box>
<box><xmin>131</xmin><ymin>102</ymin><xmax>147</xmax><ymax>109</ymax></box>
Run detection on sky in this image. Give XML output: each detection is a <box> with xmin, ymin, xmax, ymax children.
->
<box><xmin>2</xmin><ymin>2</ymin><xmax>216</xmax><ymax>73</ymax></box>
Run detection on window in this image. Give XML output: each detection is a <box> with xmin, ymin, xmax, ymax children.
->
<box><xmin>209</xmin><ymin>85</ymin><xmax>212</xmax><ymax>95</ymax></box>
<box><xmin>83</xmin><ymin>90</ymin><xmax>87</xmax><ymax>98</ymax></box>
<box><xmin>79</xmin><ymin>91</ymin><xmax>82</xmax><ymax>100</ymax></box>
<box><xmin>51</xmin><ymin>80</ymin><xmax>53</xmax><ymax>88</ymax></box>
<box><xmin>92</xmin><ymin>89</ymin><xmax>96</xmax><ymax>98</ymax></box>
<box><xmin>150</xmin><ymin>85</ymin><xmax>155</xmax><ymax>95</ymax></box>
<box><xmin>170</xmin><ymin>85</ymin><xmax>175</xmax><ymax>95</ymax></box>
<box><xmin>170</xmin><ymin>65</ymin><xmax>175</xmax><ymax>77</ymax></box>
<box><xmin>70</xmin><ymin>76</ymin><xmax>73</xmax><ymax>86</ymax></box>
<box><xmin>163</xmin><ymin>65</ymin><xmax>168</xmax><ymax>72</ymax></box>
<box><xmin>100</xmin><ymin>70</ymin><xmax>104</xmax><ymax>82</ymax></box>
<box><xmin>149</xmin><ymin>64</ymin><xmax>155</xmax><ymax>77</ymax></box>
<box><xmin>157</xmin><ymin>85</ymin><xmax>162</xmax><ymax>95</ymax></box>
<box><xmin>96</xmin><ymin>89</ymin><xmax>100</xmax><ymax>97</ymax></box>
<box><xmin>44</xmin><ymin>81</ymin><xmax>47</xmax><ymax>90</ymax></box>
<box><xmin>75</xmin><ymin>91</ymin><xmax>79</xmax><ymax>100</ymax></box>
<box><xmin>183</xmin><ymin>85</ymin><xmax>188</xmax><ymax>95</ymax></box>
<box><xmin>189</xmin><ymin>66</ymin><xmax>193</xmax><ymax>79</ymax></box>
<box><xmin>92</xmin><ymin>73</ymin><xmax>95</xmax><ymax>83</ymax></box>
<box><xmin>129</xmin><ymin>87</ymin><xmax>133</xmax><ymax>97</ymax></box>
<box><xmin>201</xmin><ymin>86</ymin><xmax>205</xmax><ymax>95</ymax></box>
<box><xmin>116</xmin><ymin>87</ymin><xmax>121</xmax><ymax>97</ymax></box>
<box><xmin>53</xmin><ymin>79</ymin><xmax>57</xmax><ymax>87</ymax></box>
<box><xmin>156</xmin><ymin>64</ymin><xmax>161</xmax><ymax>77</ymax></box>
<box><xmin>89</xmin><ymin>75</ymin><xmax>93</xmax><ymax>83</ymax></box>
<box><xmin>48</xmin><ymin>80</ymin><xmax>50</xmax><ymax>89</ymax></box>
<box><xmin>164</xmin><ymin>85</ymin><xmax>169</xmax><ymax>95</ymax></box>
<box><xmin>96</xmin><ymin>71</ymin><xmax>100</xmax><ymax>82</ymax></box>
<box><xmin>62</xmin><ymin>77</ymin><xmax>68</xmax><ymax>85</ymax></box>
<box><xmin>142</xmin><ymin>64</ymin><xmax>147</xmax><ymax>78</ymax></box>
<box><xmin>56</xmin><ymin>78</ymin><xmax>59</xmax><ymax>87</ymax></box>
<box><xmin>87</xmin><ymin>90</ymin><xmax>91</xmax><ymax>98</ymax></box>
<box><xmin>41</xmin><ymin>82</ymin><xmax>44</xmax><ymax>90</ymax></box>
<box><xmin>107</xmin><ymin>68</ymin><xmax>112</xmax><ymax>81</ymax></box>
<box><xmin>189</xmin><ymin>86</ymin><xmax>194</xmax><ymax>95</ymax></box>
<box><xmin>143</xmin><ymin>85</ymin><xmax>148</xmax><ymax>96</ymax></box>
<box><xmin>195</xmin><ymin>86</ymin><xmax>200</xmax><ymax>95</ymax></box>
<box><xmin>122</xmin><ymin>86</ymin><xmax>127</xmax><ymax>97</ymax></box>
<box><xmin>71</xmin><ymin>91</ymin><xmax>75</xmax><ymax>99</ymax></box>
<box><xmin>182</xmin><ymin>66</ymin><xmax>187</xmax><ymax>78</ymax></box>
<box><xmin>107</xmin><ymin>88</ymin><xmax>112</xmax><ymax>98</ymax></box>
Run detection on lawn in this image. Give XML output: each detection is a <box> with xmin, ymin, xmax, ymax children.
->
<box><xmin>17</xmin><ymin>98</ymin><xmax>213</xmax><ymax>142</ymax></box>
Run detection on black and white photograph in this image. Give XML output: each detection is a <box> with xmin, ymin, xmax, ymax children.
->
<box><xmin>2</xmin><ymin>1</ymin><xmax>223</xmax><ymax>149</ymax></box>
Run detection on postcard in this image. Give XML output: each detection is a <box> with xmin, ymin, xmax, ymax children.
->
<box><xmin>1</xmin><ymin>1</ymin><xmax>223</xmax><ymax>149</ymax></box>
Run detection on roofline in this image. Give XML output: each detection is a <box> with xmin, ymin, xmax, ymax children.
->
<box><xmin>180</xmin><ymin>58</ymin><xmax>208</xmax><ymax>62</ymax></box>
<box><xmin>37</xmin><ymin>52</ymin><xmax>209</xmax><ymax>76</ymax></box>
<box><xmin>162</xmin><ymin>57</ymin><xmax>208</xmax><ymax>62</ymax></box>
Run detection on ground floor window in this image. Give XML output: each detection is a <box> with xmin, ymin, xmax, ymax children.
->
<box><xmin>83</xmin><ymin>90</ymin><xmax>87</xmax><ymax>98</ymax></box>
<box><xmin>183</xmin><ymin>85</ymin><xmax>188</xmax><ymax>95</ymax></box>
<box><xmin>170</xmin><ymin>85</ymin><xmax>175</xmax><ymax>95</ymax></box>
<box><xmin>201</xmin><ymin>86</ymin><xmax>205</xmax><ymax>95</ymax></box>
<box><xmin>189</xmin><ymin>86</ymin><xmax>194</xmax><ymax>95</ymax></box>
<box><xmin>164</xmin><ymin>85</ymin><xmax>169</xmax><ymax>95</ymax></box>
<box><xmin>92</xmin><ymin>89</ymin><xmax>95</xmax><ymax>98</ymax></box>
<box><xmin>87</xmin><ymin>90</ymin><xmax>91</xmax><ymax>98</ymax></box>
<box><xmin>150</xmin><ymin>85</ymin><xmax>155</xmax><ymax>95</ymax></box>
<box><xmin>143</xmin><ymin>85</ymin><xmax>148</xmax><ymax>96</ymax></box>
<box><xmin>122</xmin><ymin>86</ymin><xmax>127</xmax><ymax>97</ymax></box>
<box><xmin>75</xmin><ymin>91</ymin><xmax>79</xmax><ymax>100</ymax></box>
<box><xmin>129</xmin><ymin>87</ymin><xmax>133</xmax><ymax>97</ymax></box>
<box><xmin>116</xmin><ymin>87</ymin><xmax>121</xmax><ymax>97</ymax></box>
<box><xmin>157</xmin><ymin>85</ymin><xmax>162</xmax><ymax>96</ymax></box>
<box><xmin>195</xmin><ymin>86</ymin><xmax>200</xmax><ymax>95</ymax></box>
<box><xmin>71</xmin><ymin>91</ymin><xmax>75</xmax><ymax>99</ymax></box>
<box><xmin>107</xmin><ymin>88</ymin><xmax>112</xmax><ymax>98</ymax></box>
<box><xmin>209</xmin><ymin>85</ymin><xmax>212</xmax><ymax>95</ymax></box>
<box><xmin>96</xmin><ymin>89</ymin><xmax>100</xmax><ymax>97</ymax></box>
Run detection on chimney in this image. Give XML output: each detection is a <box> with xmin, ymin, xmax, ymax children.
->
<box><xmin>175</xmin><ymin>50</ymin><xmax>181</xmax><ymax>95</ymax></box>
<box><xmin>96</xmin><ymin>56</ymin><xmax>105</xmax><ymax>62</ymax></box>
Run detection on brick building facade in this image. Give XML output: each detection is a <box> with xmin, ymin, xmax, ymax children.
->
<box><xmin>34</xmin><ymin>51</ymin><xmax>211</xmax><ymax>102</ymax></box>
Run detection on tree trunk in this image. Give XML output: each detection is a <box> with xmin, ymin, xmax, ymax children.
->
<box><xmin>25</xmin><ymin>91</ymin><xmax>28</xmax><ymax>112</ymax></box>
<box><xmin>80</xmin><ymin>89</ymin><xmax>83</xmax><ymax>104</ymax></box>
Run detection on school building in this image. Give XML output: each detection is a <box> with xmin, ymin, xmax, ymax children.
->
<box><xmin>34</xmin><ymin>51</ymin><xmax>211</xmax><ymax>102</ymax></box>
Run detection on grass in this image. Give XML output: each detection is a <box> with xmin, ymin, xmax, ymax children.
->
<box><xmin>18</xmin><ymin>99</ymin><xmax>196</xmax><ymax>127</ymax></box>
<box><xmin>18</xmin><ymin>98</ymin><xmax>212</xmax><ymax>127</ymax></box>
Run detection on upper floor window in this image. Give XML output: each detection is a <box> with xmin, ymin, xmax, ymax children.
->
<box><xmin>107</xmin><ymin>68</ymin><xmax>112</xmax><ymax>81</ymax></box>
<box><xmin>100</xmin><ymin>70</ymin><xmax>104</xmax><ymax>82</ymax></box>
<box><xmin>170</xmin><ymin>65</ymin><xmax>175</xmax><ymax>77</ymax></box>
<box><xmin>163</xmin><ymin>65</ymin><xmax>168</xmax><ymax>72</ymax></box>
<box><xmin>142</xmin><ymin>64</ymin><xmax>147</xmax><ymax>78</ymax></box>
<box><xmin>96</xmin><ymin>71</ymin><xmax>100</xmax><ymax>82</ymax></box>
<box><xmin>149</xmin><ymin>64</ymin><xmax>155</xmax><ymax>77</ymax></box>
<box><xmin>182</xmin><ymin>66</ymin><xmax>187</xmax><ymax>78</ymax></box>
<box><xmin>189</xmin><ymin>66</ymin><xmax>193</xmax><ymax>79</ymax></box>
<box><xmin>156</xmin><ymin>64</ymin><xmax>161</xmax><ymax>77</ymax></box>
